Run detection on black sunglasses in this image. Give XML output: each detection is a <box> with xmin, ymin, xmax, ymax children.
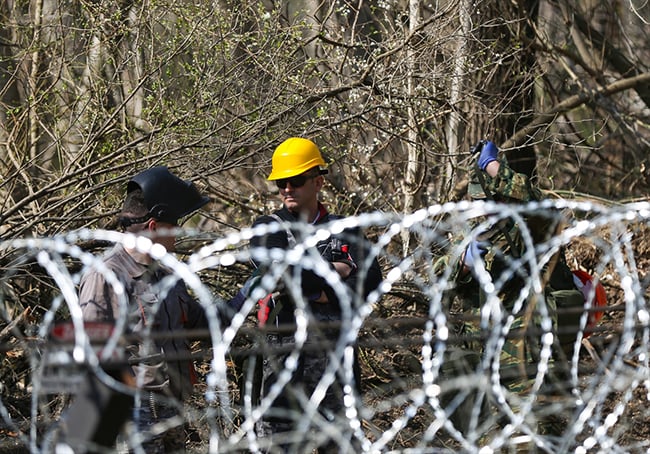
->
<box><xmin>275</xmin><ymin>172</ymin><xmax>318</xmax><ymax>189</ymax></box>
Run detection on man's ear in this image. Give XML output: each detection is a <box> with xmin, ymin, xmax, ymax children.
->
<box><xmin>146</xmin><ymin>219</ymin><xmax>157</xmax><ymax>231</ymax></box>
<box><xmin>315</xmin><ymin>175</ymin><xmax>325</xmax><ymax>190</ymax></box>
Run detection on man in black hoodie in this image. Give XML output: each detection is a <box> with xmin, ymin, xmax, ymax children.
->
<box><xmin>246</xmin><ymin>137</ymin><xmax>382</xmax><ymax>453</ymax></box>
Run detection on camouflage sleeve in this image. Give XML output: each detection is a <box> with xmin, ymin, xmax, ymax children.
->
<box><xmin>486</xmin><ymin>160</ymin><xmax>543</xmax><ymax>202</ymax></box>
<box><xmin>432</xmin><ymin>234</ymin><xmax>466</xmax><ymax>283</ymax></box>
<box><xmin>433</xmin><ymin>254</ymin><xmax>466</xmax><ymax>284</ymax></box>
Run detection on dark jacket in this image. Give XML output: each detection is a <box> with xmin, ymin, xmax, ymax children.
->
<box><xmin>250</xmin><ymin>204</ymin><xmax>382</xmax><ymax>327</ymax></box>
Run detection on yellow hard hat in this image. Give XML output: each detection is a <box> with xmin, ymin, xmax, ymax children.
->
<box><xmin>267</xmin><ymin>137</ymin><xmax>327</xmax><ymax>180</ymax></box>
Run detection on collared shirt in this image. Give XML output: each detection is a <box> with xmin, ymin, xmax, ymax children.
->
<box><xmin>79</xmin><ymin>243</ymin><xmax>207</xmax><ymax>399</ymax></box>
<box><xmin>80</xmin><ymin>244</ymin><xmax>148</xmax><ymax>323</ymax></box>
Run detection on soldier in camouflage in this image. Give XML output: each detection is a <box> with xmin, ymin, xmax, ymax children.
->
<box><xmin>437</xmin><ymin>140</ymin><xmax>581</xmax><ymax>443</ymax></box>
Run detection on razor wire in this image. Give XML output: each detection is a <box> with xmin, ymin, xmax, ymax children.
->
<box><xmin>0</xmin><ymin>199</ymin><xmax>648</xmax><ymax>453</ymax></box>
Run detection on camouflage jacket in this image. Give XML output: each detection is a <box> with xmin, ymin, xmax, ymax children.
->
<box><xmin>468</xmin><ymin>158</ymin><xmax>543</xmax><ymax>203</ymax></box>
<box><xmin>442</xmin><ymin>159</ymin><xmax>568</xmax><ymax>310</ymax></box>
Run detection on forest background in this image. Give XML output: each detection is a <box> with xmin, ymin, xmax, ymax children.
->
<box><xmin>0</xmin><ymin>0</ymin><xmax>649</xmax><ymax>451</ymax></box>
<box><xmin>2</xmin><ymin>0</ymin><xmax>649</xmax><ymax>239</ymax></box>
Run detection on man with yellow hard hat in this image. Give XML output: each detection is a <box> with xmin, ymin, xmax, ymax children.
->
<box><xmin>237</xmin><ymin>137</ymin><xmax>382</xmax><ymax>452</ymax></box>
<box><xmin>265</xmin><ymin>137</ymin><xmax>330</xmax><ymax>228</ymax></box>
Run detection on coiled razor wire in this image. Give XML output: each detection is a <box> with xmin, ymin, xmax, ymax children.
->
<box><xmin>0</xmin><ymin>199</ymin><xmax>648</xmax><ymax>453</ymax></box>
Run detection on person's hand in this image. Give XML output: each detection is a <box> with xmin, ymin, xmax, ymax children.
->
<box><xmin>328</xmin><ymin>238</ymin><xmax>357</xmax><ymax>271</ymax></box>
<box><xmin>477</xmin><ymin>140</ymin><xmax>499</xmax><ymax>171</ymax></box>
<box><xmin>332</xmin><ymin>261</ymin><xmax>353</xmax><ymax>279</ymax></box>
<box><xmin>463</xmin><ymin>240</ymin><xmax>488</xmax><ymax>267</ymax></box>
<box><xmin>307</xmin><ymin>290</ymin><xmax>328</xmax><ymax>303</ymax></box>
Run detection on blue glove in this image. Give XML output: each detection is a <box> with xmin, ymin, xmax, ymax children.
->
<box><xmin>464</xmin><ymin>240</ymin><xmax>488</xmax><ymax>267</ymax></box>
<box><xmin>477</xmin><ymin>140</ymin><xmax>498</xmax><ymax>171</ymax></box>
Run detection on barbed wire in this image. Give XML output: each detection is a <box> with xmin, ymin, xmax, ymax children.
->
<box><xmin>0</xmin><ymin>199</ymin><xmax>648</xmax><ymax>453</ymax></box>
